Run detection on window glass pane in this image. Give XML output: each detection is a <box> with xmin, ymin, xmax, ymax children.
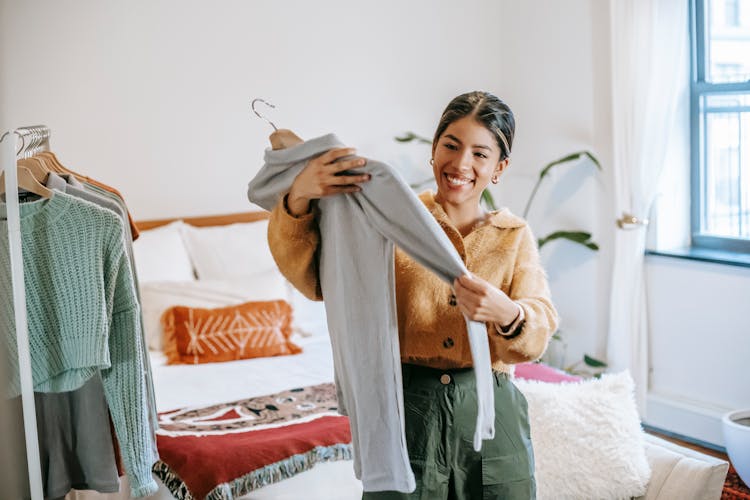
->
<box><xmin>700</xmin><ymin>93</ymin><xmax>750</xmax><ymax>238</ymax></box>
<box><xmin>706</xmin><ymin>0</ymin><xmax>750</xmax><ymax>83</ymax></box>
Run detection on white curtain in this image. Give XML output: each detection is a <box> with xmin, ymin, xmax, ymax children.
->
<box><xmin>607</xmin><ymin>0</ymin><xmax>689</xmax><ymax>416</ymax></box>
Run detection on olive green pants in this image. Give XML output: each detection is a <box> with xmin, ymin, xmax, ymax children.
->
<box><xmin>363</xmin><ymin>364</ymin><xmax>535</xmax><ymax>500</ymax></box>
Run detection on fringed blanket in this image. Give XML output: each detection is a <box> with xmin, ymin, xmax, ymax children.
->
<box><xmin>152</xmin><ymin>383</ymin><xmax>352</xmax><ymax>500</ymax></box>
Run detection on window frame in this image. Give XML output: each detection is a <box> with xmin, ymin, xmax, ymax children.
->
<box><xmin>690</xmin><ymin>0</ymin><xmax>750</xmax><ymax>254</ymax></box>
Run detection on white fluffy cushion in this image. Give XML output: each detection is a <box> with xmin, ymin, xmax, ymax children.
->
<box><xmin>514</xmin><ymin>371</ymin><xmax>651</xmax><ymax>500</ymax></box>
<box><xmin>180</xmin><ymin>220</ymin><xmax>276</xmax><ymax>280</ymax></box>
<box><xmin>132</xmin><ymin>221</ymin><xmax>195</xmax><ymax>282</ymax></box>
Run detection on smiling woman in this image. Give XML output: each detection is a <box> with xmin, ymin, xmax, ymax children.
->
<box><xmin>430</xmin><ymin>92</ymin><xmax>515</xmax><ymax>237</ymax></box>
<box><xmin>266</xmin><ymin>90</ymin><xmax>559</xmax><ymax>499</ymax></box>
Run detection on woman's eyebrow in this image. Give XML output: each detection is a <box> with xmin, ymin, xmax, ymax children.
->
<box><xmin>445</xmin><ymin>134</ymin><xmax>493</xmax><ymax>151</ymax></box>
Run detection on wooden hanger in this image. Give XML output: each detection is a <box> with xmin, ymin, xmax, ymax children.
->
<box><xmin>270</xmin><ymin>129</ymin><xmax>303</xmax><ymax>150</ymax></box>
<box><xmin>17</xmin><ymin>157</ymin><xmax>50</xmax><ymax>182</ymax></box>
<box><xmin>0</xmin><ymin>166</ymin><xmax>54</xmax><ymax>199</ymax></box>
<box><xmin>37</xmin><ymin>151</ymin><xmax>68</xmax><ymax>174</ymax></box>
<box><xmin>251</xmin><ymin>98</ymin><xmax>304</xmax><ymax>150</ymax></box>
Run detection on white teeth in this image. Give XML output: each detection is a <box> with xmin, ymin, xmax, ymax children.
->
<box><xmin>446</xmin><ymin>174</ymin><xmax>472</xmax><ymax>186</ymax></box>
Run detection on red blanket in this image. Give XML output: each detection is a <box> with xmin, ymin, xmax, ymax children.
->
<box><xmin>152</xmin><ymin>383</ymin><xmax>352</xmax><ymax>500</ymax></box>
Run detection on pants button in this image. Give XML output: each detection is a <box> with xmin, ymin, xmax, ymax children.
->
<box><xmin>440</xmin><ymin>374</ymin><xmax>451</xmax><ymax>385</ymax></box>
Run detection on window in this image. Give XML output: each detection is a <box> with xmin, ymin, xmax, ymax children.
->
<box><xmin>691</xmin><ymin>0</ymin><xmax>750</xmax><ymax>253</ymax></box>
<box><xmin>726</xmin><ymin>0</ymin><xmax>740</xmax><ymax>26</ymax></box>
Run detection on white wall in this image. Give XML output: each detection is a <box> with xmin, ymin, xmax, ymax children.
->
<box><xmin>4</xmin><ymin>0</ymin><xmax>744</xmax><ymax>450</ymax></box>
<box><xmin>1</xmin><ymin>0</ymin><xmax>609</xmax><ymax>371</ymax></box>
<box><xmin>645</xmin><ymin>256</ymin><xmax>750</xmax><ymax>445</ymax></box>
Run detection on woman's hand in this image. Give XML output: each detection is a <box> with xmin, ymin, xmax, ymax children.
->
<box><xmin>453</xmin><ymin>274</ymin><xmax>520</xmax><ymax>326</ymax></box>
<box><xmin>286</xmin><ymin>147</ymin><xmax>371</xmax><ymax>216</ymax></box>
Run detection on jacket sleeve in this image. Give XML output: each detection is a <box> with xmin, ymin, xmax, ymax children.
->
<box><xmin>267</xmin><ymin>195</ymin><xmax>324</xmax><ymax>301</ymax></box>
<box><xmin>490</xmin><ymin>224</ymin><xmax>559</xmax><ymax>364</ymax></box>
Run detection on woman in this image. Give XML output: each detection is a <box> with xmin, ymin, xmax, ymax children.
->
<box><xmin>267</xmin><ymin>91</ymin><xmax>558</xmax><ymax>499</ymax></box>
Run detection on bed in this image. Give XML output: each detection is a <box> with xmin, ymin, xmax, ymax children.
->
<box><xmin>68</xmin><ymin>211</ymin><xmax>363</xmax><ymax>500</ymax></box>
<box><xmin>67</xmin><ymin>211</ymin><xmax>728</xmax><ymax>500</ymax></box>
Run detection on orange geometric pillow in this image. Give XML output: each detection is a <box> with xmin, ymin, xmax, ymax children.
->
<box><xmin>161</xmin><ymin>300</ymin><xmax>302</xmax><ymax>365</ymax></box>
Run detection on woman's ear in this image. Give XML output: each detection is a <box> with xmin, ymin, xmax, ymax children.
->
<box><xmin>497</xmin><ymin>157</ymin><xmax>510</xmax><ymax>175</ymax></box>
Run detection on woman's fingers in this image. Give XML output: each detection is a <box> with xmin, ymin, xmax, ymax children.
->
<box><xmin>325</xmin><ymin>184</ymin><xmax>363</xmax><ymax>195</ymax></box>
<box><xmin>319</xmin><ymin>147</ymin><xmax>357</xmax><ymax>165</ymax></box>
<box><xmin>457</xmin><ymin>274</ymin><xmax>487</xmax><ymax>294</ymax></box>
<box><xmin>328</xmin><ymin>173</ymin><xmax>371</xmax><ymax>186</ymax></box>
<box><xmin>328</xmin><ymin>156</ymin><xmax>367</xmax><ymax>174</ymax></box>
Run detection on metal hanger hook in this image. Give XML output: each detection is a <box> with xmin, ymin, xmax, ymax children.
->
<box><xmin>251</xmin><ymin>98</ymin><xmax>278</xmax><ymax>131</ymax></box>
<box><xmin>0</xmin><ymin>131</ymin><xmax>25</xmax><ymax>155</ymax></box>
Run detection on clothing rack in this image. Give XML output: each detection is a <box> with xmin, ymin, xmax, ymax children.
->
<box><xmin>1</xmin><ymin>125</ymin><xmax>51</xmax><ymax>500</ymax></box>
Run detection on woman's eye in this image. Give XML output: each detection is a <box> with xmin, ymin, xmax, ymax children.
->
<box><xmin>474</xmin><ymin>152</ymin><xmax>487</xmax><ymax>159</ymax></box>
<box><xmin>443</xmin><ymin>143</ymin><xmax>458</xmax><ymax>150</ymax></box>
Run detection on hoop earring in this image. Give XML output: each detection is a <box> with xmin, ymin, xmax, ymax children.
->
<box><xmin>429</xmin><ymin>158</ymin><xmax>434</xmax><ymax>165</ymax></box>
<box><xmin>491</xmin><ymin>175</ymin><xmax>499</xmax><ymax>184</ymax></box>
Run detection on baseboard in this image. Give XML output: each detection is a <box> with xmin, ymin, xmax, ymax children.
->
<box><xmin>645</xmin><ymin>391</ymin><xmax>732</xmax><ymax>448</ymax></box>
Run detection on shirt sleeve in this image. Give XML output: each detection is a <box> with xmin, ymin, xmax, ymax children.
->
<box><xmin>100</xmin><ymin>228</ymin><xmax>159</xmax><ymax>498</ymax></box>
<box><xmin>267</xmin><ymin>195</ymin><xmax>324</xmax><ymax>301</ymax></box>
<box><xmin>353</xmin><ymin>161</ymin><xmax>467</xmax><ymax>283</ymax></box>
<box><xmin>489</xmin><ymin>225</ymin><xmax>559</xmax><ymax>364</ymax></box>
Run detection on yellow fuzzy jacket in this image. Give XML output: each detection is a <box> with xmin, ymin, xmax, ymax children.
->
<box><xmin>268</xmin><ymin>190</ymin><xmax>559</xmax><ymax>374</ymax></box>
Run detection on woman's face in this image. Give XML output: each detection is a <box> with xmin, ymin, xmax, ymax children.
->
<box><xmin>432</xmin><ymin>116</ymin><xmax>506</xmax><ymax>209</ymax></box>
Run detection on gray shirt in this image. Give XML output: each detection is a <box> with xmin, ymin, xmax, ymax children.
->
<box><xmin>248</xmin><ymin>134</ymin><xmax>494</xmax><ymax>493</ymax></box>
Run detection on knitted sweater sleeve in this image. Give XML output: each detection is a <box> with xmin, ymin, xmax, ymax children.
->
<box><xmin>492</xmin><ymin>224</ymin><xmax>559</xmax><ymax>364</ymax></box>
<box><xmin>100</xmin><ymin>229</ymin><xmax>158</xmax><ymax>497</ymax></box>
<box><xmin>267</xmin><ymin>196</ymin><xmax>323</xmax><ymax>301</ymax></box>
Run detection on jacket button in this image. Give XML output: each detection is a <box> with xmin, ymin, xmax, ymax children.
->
<box><xmin>443</xmin><ymin>337</ymin><xmax>454</xmax><ymax>348</ymax></box>
<box><xmin>449</xmin><ymin>294</ymin><xmax>457</xmax><ymax>306</ymax></box>
<box><xmin>440</xmin><ymin>374</ymin><xmax>451</xmax><ymax>385</ymax></box>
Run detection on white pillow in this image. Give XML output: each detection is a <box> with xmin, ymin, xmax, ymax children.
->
<box><xmin>132</xmin><ymin>221</ymin><xmax>195</xmax><ymax>282</ymax></box>
<box><xmin>513</xmin><ymin>371</ymin><xmax>651</xmax><ymax>500</ymax></box>
<box><xmin>179</xmin><ymin>220</ymin><xmax>276</xmax><ymax>280</ymax></box>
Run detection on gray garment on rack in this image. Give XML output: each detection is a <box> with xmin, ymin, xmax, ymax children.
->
<box><xmin>48</xmin><ymin>173</ymin><xmax>160</xmax><ymax>462</ymax></box>
<box><xmin>247</xmin><ymin>134</ymin><xmax>494</xmax><ymax>493</ymax></box>
<box><xmin>14</xmin><ymin>373</ymin><xmax>120</xmax><ymax>499</ymax></box>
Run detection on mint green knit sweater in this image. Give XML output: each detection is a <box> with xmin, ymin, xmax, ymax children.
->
<box><xmin>0</xmin><ymin>192</ymin><xmax>158</xmax><ymax>497</ymax></box>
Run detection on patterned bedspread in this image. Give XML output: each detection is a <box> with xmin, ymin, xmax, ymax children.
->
<box><xmin>152</xmin><ymin>383</ymin><xmax>352</xmax><ymax>500</ymax></box>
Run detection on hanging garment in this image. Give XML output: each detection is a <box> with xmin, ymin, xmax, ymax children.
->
<box><xmin>12</xmin><ymin>373</ymin><xmax>121</xmax><ymax>499</ymax></box>
<box><xmin>247</xmin><ymin>134</ymin><xmax>495</xmax><ymax>493</ymax></box>
<box><xmin>0</xmin><ymin>192</ymin><xmax>158</xmax><ymax>497</ymax></box>
<box><xmin>48</xmin><ymin>172</ymin><xmax>160</xmax><ymax>456</ymax></box>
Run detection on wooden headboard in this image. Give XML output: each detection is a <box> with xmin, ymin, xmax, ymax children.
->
<box><xmin>136</xmin><ymin>211</ymin><xmax>270</xmax><ymax>231</ymax></box>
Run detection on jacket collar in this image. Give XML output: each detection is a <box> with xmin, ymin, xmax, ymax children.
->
<box><xmin>419</xmin><ymin>190</ymin><xmax>526</xmax><ymax>230</ymax></box>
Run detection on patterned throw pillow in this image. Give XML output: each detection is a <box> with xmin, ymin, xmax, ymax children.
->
<box><xmin>161</xmin><ymin>300</ymin><xmax>301</xmax><ymax>365</ymax></box>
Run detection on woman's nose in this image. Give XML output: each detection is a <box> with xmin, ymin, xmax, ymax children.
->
<box><xmin>457</xmin><ymin>150</ymin><xmax>473</xmax><ymax>171</ymax></box>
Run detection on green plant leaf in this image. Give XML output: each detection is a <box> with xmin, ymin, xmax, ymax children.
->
<box><xmin>537</xmin><ymin>230</ymin><xmax>599</xmax><ymax>251</ymax></box>
<box><xmin>523</xmin><ymin>150</ymin><xmax>601</xmax><ymax>219</ymax></box>
<box><xmin>583</xmin><ymin>354</ymin><xmax>607</xmax><ymax>367</ymax></box>
<box><xmin>480</xmin><ymin>189</ymin><xmax>497</xmax><ymax>211</ymax></box>
<box><xmin>394</xmin><ymin>131</ymin><xmax>432</xmax><ymax>145</ymax></box>
<box><xmin>539</xmin><ymin>150</ymin><xmax>601</xmax><ymax>180</ymax></box>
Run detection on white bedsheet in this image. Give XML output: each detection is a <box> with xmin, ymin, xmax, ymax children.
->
<box><xmin>150</xmin><ymin>333</ymin><xmax>337</xmax><ymax>412</ymax></box>
<box><xmin>67</xmin><ymin>323</ymin><xmax>363</xmax><ymax>500</ymax></box>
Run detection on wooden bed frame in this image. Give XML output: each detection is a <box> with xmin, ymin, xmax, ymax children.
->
<box><xmin>136</xmin><ymin>211</ymin><xmax>270</xmax><ymax>231</ymax></box>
